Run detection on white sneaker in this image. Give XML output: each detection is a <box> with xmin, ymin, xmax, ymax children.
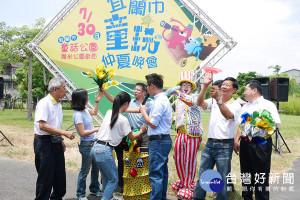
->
<box><xmin>78</xmin><ymin>197</ymin><xmax>88</xmax><ymax>200</ymax></box>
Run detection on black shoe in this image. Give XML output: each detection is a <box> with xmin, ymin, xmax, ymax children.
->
<box><xmin>228</xmin><ymin>183</ymin><xmax>235</xmax><ymax>192</ymax></box>
<box><xmin>114</xmin><ymin>185</ymin><xmax>123</xmax><ymax>193</ymax></box>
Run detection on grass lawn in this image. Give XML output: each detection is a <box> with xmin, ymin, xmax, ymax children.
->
<box><xmin>0</xmin><ymin>109</ymin><xmax>299</xmax><ymax>199</ymax></box>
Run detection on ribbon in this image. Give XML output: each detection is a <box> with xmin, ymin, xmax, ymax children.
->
<box><xmin>252</xmin><ymin>137</ymin><xmax>267</xmax><ymax>145</ymax></box>
<box><xmin>240</xmin><ymin>110</ymin><xmax>275</xmax><ymax>145</ymax></box>
<box><xmin>126</xmin><ymin>129</ymin><xmax>139</xmax><ymax>147</ymax></box>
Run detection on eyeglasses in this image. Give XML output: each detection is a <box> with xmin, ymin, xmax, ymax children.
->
<box><xmin>181</xmin><ymin>83</ymin><xmax>192</xmax><ymax>88</ymax></box>
<box><xmin>55</xmin><ymin>85</ymin><xmax>66</xmax><ymax>91</ymax></box>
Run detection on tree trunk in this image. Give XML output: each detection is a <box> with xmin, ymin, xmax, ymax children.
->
<box><xmin>11</xmin><ymin>98</ymin><xmax>15</xmax><ymax>111</ymax></box>
<box><xmin>2</xmin><ymin>97</ymin><xmax>5</xmax><ymax>111</ymax></box>
<box><xmin>27</xmin><ymin>54</ymin><xmax>33</xmax><ymax>121</ymax></box>
<box><xmin>43</xmin><ymin>67</ymin><xmax>47</xmax><ymax>97</ymax></box>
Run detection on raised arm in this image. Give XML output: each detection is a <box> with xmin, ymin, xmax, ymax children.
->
<box><xmin>100</xmin><ymin>88</ymin><xmax>114</xmax><ymax>103</ymax></box>
<box><xmin>126</xmin><ymin>107</ymin><xmax>140</xmax><ymax>113</ymax></box>
<box><xmin>89</xmin><ymin>90</ymin><xmax>103</xmax><ymax>115</ymax></box>
<box><xmin>196</xmin><ymin>74</ymin><xmax>211</xmax><ymax>109</ymax></box>
<box><xmin>210</xmin><ymin>86</ymin><xmax>235</xmax><ymax>120</ymax></box>
<box><xmin>217</xmin><ymin>101</ymin><xmax>235</xmax><ymax>120</ymax></box>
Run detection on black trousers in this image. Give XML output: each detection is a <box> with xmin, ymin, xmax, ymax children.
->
<box><xmin>240</xmin><ymin>137</ymin><xmax>272</xmax><ymax>200</ymax></box>
<box><xmin>34</xmin><ymin>137</ymin><xmax>66</xmax><ymax>200</ymax></box>
<box><xmin>114</xmin><ymin>137</ymin><xmax>129</xmax><ymax>188</ymax></box>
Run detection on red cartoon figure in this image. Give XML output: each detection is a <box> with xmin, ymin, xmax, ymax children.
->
<box><xmin>161</xmin><ymin>18</ymin><xmax>193</xmax><ymax>51</ymax></box>
<box><xmin>160</xmin><ymin>18</ymin><xmax>220</xmax><ymax>67</ymax></box>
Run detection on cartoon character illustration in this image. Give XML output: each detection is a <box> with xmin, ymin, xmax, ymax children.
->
<box><xmin>160</xmin><ymin>18</ymin><xmax>220</xmax><ymax>67</ymax></box>
<box><xmin>182</xmin><ymin>37</ymin><xmax>204</xmax><ymax>60</ymax></box>
<box><xmin>161</xmin><ymin>18</ymin><xmax>193</xmax><ymax>51</ymax></box>
<box><xmin>198</xmin><ymin>28</ymin><xmax>220</xmax><ymax>60</ymax></box>
<box><xmin>160</xmin><ymin>18</ymin><xmax>204</xmax><ymax>67</ymax></box>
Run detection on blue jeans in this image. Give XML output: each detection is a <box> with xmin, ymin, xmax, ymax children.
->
<box><xmin>91</xmin><ymin>143</ymin><xmax>118</xmax><ymax>200</ymax></box>
<box><xmin>76</xmin><ymin>141</ymin><xmax>100</xmax><ymax>198</ymax></box>
<box><xmin>194</xmin><ymin>139</ymin><xmax>233</xmax><ymax>200</ymax></box>
<box><xmin>148</xmin><ymin>136</ymin><xmax>172</xmax><ymax>200</ymax></box>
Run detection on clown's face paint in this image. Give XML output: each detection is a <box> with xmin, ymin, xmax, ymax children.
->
<box><xmin>180</xmin><ymin>81</ymin><xmax>192</xmax><ymax>94</ymax></box>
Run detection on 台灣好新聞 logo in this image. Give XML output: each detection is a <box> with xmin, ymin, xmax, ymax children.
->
<box><xmin>200</xmin><ymin>169</ymin><xmax>224</xmax><ymax>192</ymax></box>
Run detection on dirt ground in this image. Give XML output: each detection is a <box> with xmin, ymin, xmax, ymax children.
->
<box><xmin>2</xmin><ymin>122</ymin><xmax>299</xmax><ymax>198</ymax></box>
<box><xmin>0</xmin><ymin>123</ymin><xmax>180</xmax><ymax>197</ymax></box>
<box><xmin>0</xmin><ymin>124</ymin><xmax>82</xmax><ymax>172</ymax></box>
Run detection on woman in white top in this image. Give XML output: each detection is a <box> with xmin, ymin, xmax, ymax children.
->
<box><xmin>91</xmin><ymin>91</ymin><xmax>146</xmax><ymax>200</ymax></box>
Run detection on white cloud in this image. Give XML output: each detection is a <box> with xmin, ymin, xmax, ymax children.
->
<box><xmin>195</xmin><ymin>0</ymin><xmax>300</xmax><ymax>79</ymax></box>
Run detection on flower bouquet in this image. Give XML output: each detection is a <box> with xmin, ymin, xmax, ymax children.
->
<box><xmin>239</xmin><ymin>109</ymin><xmax>276</xmax><ymax>145</ymax></box>
<box><xmin>85</xmin><ymin>65</ymin><xmax>118</xmax><ymax>89</ymax></box>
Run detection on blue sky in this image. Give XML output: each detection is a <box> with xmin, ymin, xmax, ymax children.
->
<box><xmin>0</xmin><ymin>0</ymin><xmax>299</xmax><ymax>79</ymax></box>
<box><xmin>0</xmin><ymin>0</ymin><xmax>69</xmax><ymax>27</ymax></box>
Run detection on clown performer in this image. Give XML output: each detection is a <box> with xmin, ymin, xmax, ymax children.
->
<box><xmin>168</xmin><ymin>71</ymin><xmax>203</xmax><ymax>200</ymax></box>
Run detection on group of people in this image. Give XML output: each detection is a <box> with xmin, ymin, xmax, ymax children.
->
<box><xmin>33</xmin><ymin>71</ymin><xmax>280</xmax><ymax>200</ymax></box>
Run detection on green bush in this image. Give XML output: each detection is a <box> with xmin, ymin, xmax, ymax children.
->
<box><xmin>5</xmin><ymin>100</ymin><xmax>10</xmax><ymax>108</ymax></box>
<box><xmin>15</xmin><ymin>102</ymin><xmax>24</xmax><ymax>109</ymax></box>
<box><xmin>62</xmin><ymin>102</ymin><xmax>72</xmax><ymax>110</ymax></box>
<box><xmin>279</xmin><ymin>95</ymin><xmax>300</xmax><ymax>115</ymax></box>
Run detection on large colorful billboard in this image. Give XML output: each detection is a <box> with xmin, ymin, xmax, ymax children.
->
<box><xmin>39</xmin><ymin>0</ymin><xmax>220</xmax><ymax>87</ymax></box>
<box><xmin>30</xmin><ymin>0</ymin><xmax>235</xmax><ymax>117</ymax></box>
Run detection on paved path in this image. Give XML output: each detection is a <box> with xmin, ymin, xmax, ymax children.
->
<box><xmin>1</xmin><ymin>155</ymin><xmax>299</xmax><ymax>200</ymax></box>
<box><xmin>0</xmin><ymin>156</ymin><xmax>81</xmax><ymax>200</ymax></box>
<box><xmin>0</xmin><ymin>156</ymin><xmax>177</xmax><ymax>200</ymax></box>
<box><xmin>269</xmin><ymin>156</ymin><xmax>300</xmax><ymax>200</ymax></box>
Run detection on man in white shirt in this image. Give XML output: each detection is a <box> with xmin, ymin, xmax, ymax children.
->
<box><xmin>34</xmin><ymin>77</ymin><xmax>75</xmax><ymax>200</ymax></box>
<box><xmin>194</xmin><ymin>75</ymin><xmax>241</xmax><ymax>200</ymax></box>
<box><xmin>234</xmin><ymin>80</ymin><xmax>281</xmax><ymax>200</ymax></box>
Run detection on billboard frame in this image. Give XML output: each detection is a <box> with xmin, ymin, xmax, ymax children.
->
<box><xmin>28</xmin><ymin>0</ymin><xmax>237</xmax><ymax>124</ymax></box>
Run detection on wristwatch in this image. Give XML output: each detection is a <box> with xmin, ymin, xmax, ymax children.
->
<box><xmin>217</xmin><ymin>96</ymin><xmax>223</xmax><ymax>105</ymax></box>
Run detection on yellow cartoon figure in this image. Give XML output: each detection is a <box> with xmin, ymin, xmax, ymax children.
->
<box><xmin>123</xmin><ymin>151</ymin><xmax>151</xmax><ymax>200</ymax></box>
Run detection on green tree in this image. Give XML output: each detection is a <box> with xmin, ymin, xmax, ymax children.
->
<box><xmin>268</xmin><ymin>65</ymin><xmax>281</xmax><ymax>76</ymax></box>
<box><xmin>0</xmin><ymin>19</ymin><xmax>51</xmax><ymax>120</ymax></box>
<box><xmin>14</xmin><ymin>57</ymin><xmax>50</xmax><ymax>100</ymax></box>
<box><xmin>0</xmin><ymin>22</ymin><xmax>20</xmax><ymax>71</ymax></box>
<box><xmin>269</xmin><ymin>72</ymin><xmax>300</xmax><ymax>96</ymax></box>
<box><xmin>288</xmin><ymin>77</ymin><xmax>300</xmax><ymax>96</ymax></box>
<box><xmin>236</xmin><ymin>71</ymin><xmax>260</xmax><ymax>100</ymax></box>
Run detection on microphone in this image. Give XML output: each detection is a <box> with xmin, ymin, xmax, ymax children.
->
<box><xmin>142</xmin><ymin>93</ymin><xmax>149</xmax><ymax>105</ymax></box>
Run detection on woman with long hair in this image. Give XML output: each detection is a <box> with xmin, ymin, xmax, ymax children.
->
<box><xmin>72</xmin><ymin>89</ymin><xmax>103</xmax><ymax>200</ymax></box>
<box><xmin>91</xmin><ymin>91</ymin><xmax>146</xmax><ymax>200</ymax></box>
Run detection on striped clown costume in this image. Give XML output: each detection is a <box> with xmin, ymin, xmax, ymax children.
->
<box><xmin>172</xmin><ymin>71</ymin><xmax>203</xmax><ymax>200</ymax></box>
